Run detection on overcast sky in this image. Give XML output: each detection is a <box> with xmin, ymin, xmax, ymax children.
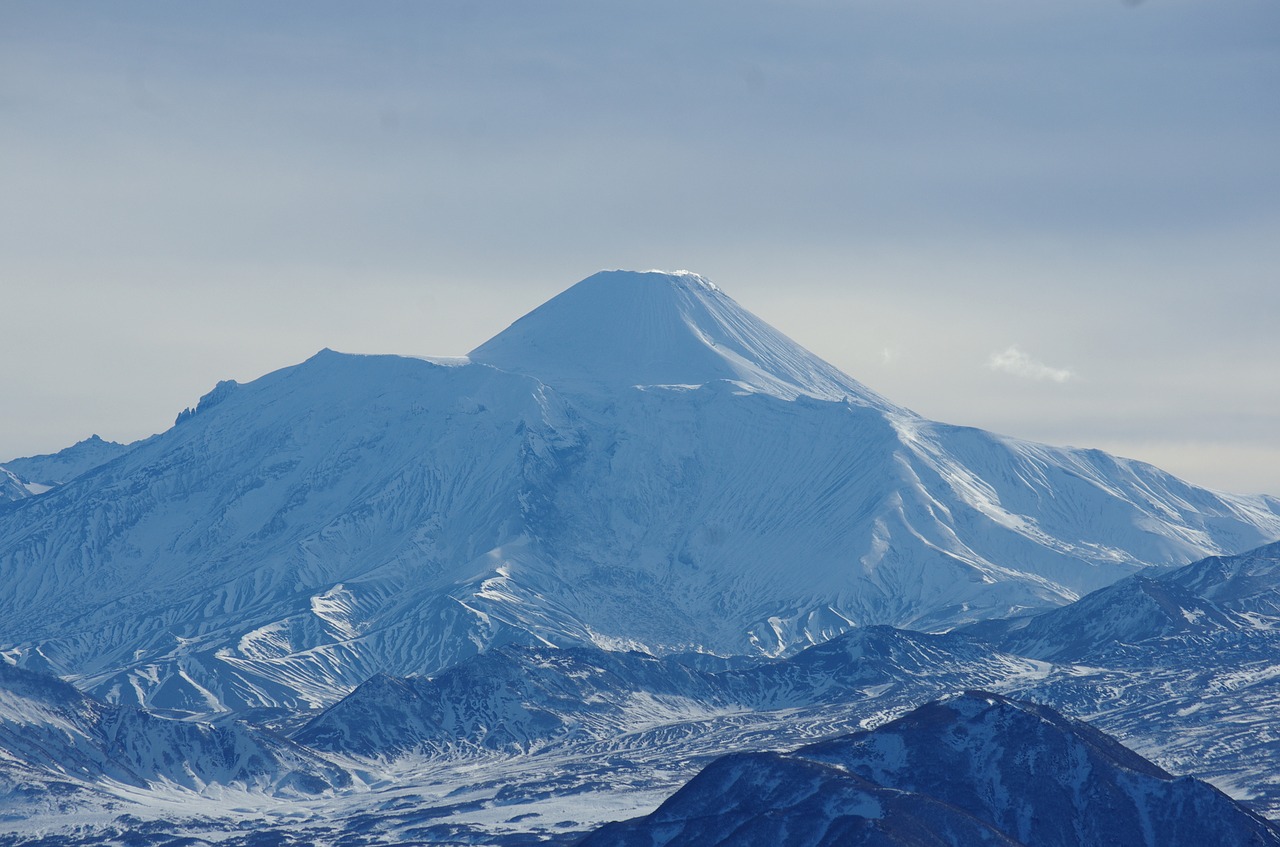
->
<box><xmin>2</xmin><ymin>0</ymin><xmax>1277</xmax><ymax>494</ymax></box>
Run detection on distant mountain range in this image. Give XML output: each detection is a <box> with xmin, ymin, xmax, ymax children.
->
<box><xmin>0</xmin><ymin>434</ymin><xmax>130</xmax><ymax>501</ymax></box>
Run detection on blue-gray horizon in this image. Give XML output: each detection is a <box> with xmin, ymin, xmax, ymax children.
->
<box><xmin>2</xmin><ymin>1</ymin><xmax>1277</xmax><ymax>495</ymax></box>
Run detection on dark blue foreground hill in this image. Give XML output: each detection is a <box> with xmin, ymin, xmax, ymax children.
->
<box><xmin>583</xmin><ymin>691</ymin><xmax>1280</xmax><ymax>847</ymax></box>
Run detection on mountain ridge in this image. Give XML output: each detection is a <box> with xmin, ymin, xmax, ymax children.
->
<box><xmin>1</xmin><ymin>434</ymin><xmax>132</xmax><ymax>495</ymax></box>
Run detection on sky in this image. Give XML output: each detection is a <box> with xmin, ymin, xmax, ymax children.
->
<box><xmin>1</xmin><ymin>0</ymin><xmax>1277</xmax><ymax>494</ymax></box>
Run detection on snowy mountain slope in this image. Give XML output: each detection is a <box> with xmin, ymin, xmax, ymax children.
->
<box><xmin>289</xmin><ymin>544</ymin><xmax>1280</xmax><ymax>825</ymax></box>
<box><xmin>294</xmin><ymin>628</ymin><xmax>1043</xmax><ymax>760</ymax></box>
<box><xmin>1161</xmin><ymin>539</ymin><xmax>1280</xmax><ymax>617</ymax></box>
<box><xmin>468</xmin><ymin>269</ymin><xmax>893</xmax><ymax>405</ymax></box>
<box><xmin>472</xmin><ymin>271</ymin><xmax>1280</xmax><ymax>630</ymax></box>
<box><xmin>0</xmin><ymin>270</ymin><xmax>1278</xmax><ymax>717</ymax></box>
<box><xmin>0</xmin><ymin>468</ymin><xmax>29</xmax><ymax>503</ymax></box>
<box><xmin>288</xmin><ymin>569</ymin><xmax>1280</xmax><ymax>820</ymax></box>
<box><xmin>814</xmin><ymin>691</ymin><xmax>1280</xmax><ymax>846</ymax></box>
<box><xmin>294</xmin><ymin>646</ymin><xmax>723</xmax><ymax>757</ymax></box>
<box><xmin>949</xmin><ymin>543</ymin><xmax>1280</xmax><ymax>817</ymax></box>
<box><xmin>0</xmin><ymin>351</ymin><xmax>564</xmax><ymax>715</ymax></box>
<box><xmin>1</xmin><ymin>434</ymin><xmax>131</xmax><ymax>489</ymax></box>
<box><xmin>0</xmin><ymin>661</ymin><xmax>351</xmax><ymax>812</ymax></box>
<box><xmin>0</xmin><ymin>630</ymin><xmax>1045</xmax><ymax>845</ymax></box>
<box><xmin>736</xmin><ymin>549</ymin><xmax>1280</xmax><ymax>820</ymax></box>
<box><xmin>3</xmin><ymin>606</ymin><xmax>1280</xmax><ymax>845</ymax></box>
<box><xmin>718</xmin><ymin>626</ymin><xmax>1047</xmax><ymax>710</ymax></box>
<box><xmin>588</xmin><ymin>692</ymin><xmax>1280</xmax><ymax>847</ymax></box>
<box><xmin>1011</xmin><ymin>631</ymin><xmax>1280</xmax><ymax>818</ymax></box>
<box><xmin>966</xmin><ymin>539</ymin><xmax>1280</xmax><ymax>662</ymax></box>
<box><xmin>965</xmin><ymin>575</ymin><xmax>1243</xmax><ymax>663</ymax></box>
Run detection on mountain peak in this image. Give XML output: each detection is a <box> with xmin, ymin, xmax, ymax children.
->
<box><xmin>469</xmin><ymin>269</ymin><xmax>888</xmax><ymax>405</ymax></box>
<box><xmin>640</xmin><ymin>267</ymin><xmax>719</xmax><ymax>291</ymax></box>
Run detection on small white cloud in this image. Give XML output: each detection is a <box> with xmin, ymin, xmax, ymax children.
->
<box><xmin>988</xmin><ymin>346</ymin><xmax>1075</xmax><ymax>383</ymax></box>
<box><xmin>880</xmin><ymin>347</ymin><xmax>894</xmax><ymax>365</ymax></box>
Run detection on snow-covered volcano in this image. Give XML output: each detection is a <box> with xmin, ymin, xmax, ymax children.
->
<box><xmin>469</xmin><ymin>269</ymin><xmax>891</xmax><ymax>403</ymax></box>
<box><xmin>0</xmin><ymin>270</ymin><xmax>1277</xmax><ymax>715</ymax></box>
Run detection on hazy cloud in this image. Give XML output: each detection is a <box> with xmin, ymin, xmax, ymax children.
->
<box><xmin>989</xmin><ymin>347</ymin><xmax>1075</xmax><ymax>383</ymax></box>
